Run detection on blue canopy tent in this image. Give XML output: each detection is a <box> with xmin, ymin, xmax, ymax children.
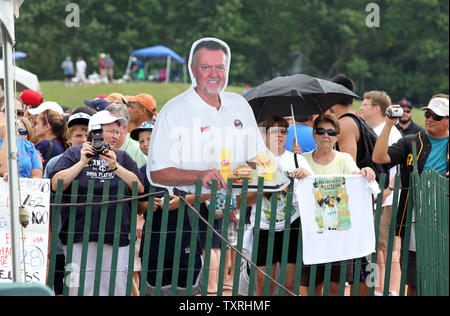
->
<box><xmin>125</xmin><ymin>45</ymin><xmax>187</xmax><ymax>84</ymax></box>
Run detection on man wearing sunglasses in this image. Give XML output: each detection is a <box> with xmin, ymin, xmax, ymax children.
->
<box><xmin>395</xmin><ymin>98</ymin><xmax>425</xmax><ymax>136</ymax></box>
<box><xmin>373</xmin><ymin>94</ymin><xmax>449</xmax><ymax>296</ymax></box>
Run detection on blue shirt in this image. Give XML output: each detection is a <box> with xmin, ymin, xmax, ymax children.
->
<box><xmin>284</xmin><ymin>124</ymin><xmax>317</xmax><ymax>153</ymax></box>
<box><xmin>0</xmin><ymin>138</ymin><xmax>42</xmax><ymax>177</ymax></box>
<box><xmin>423</xmin><ymin>135</ymin><xmax>449</xmax><ymax>173</ymax></box>
<box><xmin>61</xmin><ymin>60</ymin><xmax>74</xmax><ymax>76</ymax></box>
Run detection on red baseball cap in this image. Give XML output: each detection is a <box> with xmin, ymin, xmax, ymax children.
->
<box><xmin>20</xmin><ymin>89</ymin><xmax>43</xmax><ymax>107</ymax></box>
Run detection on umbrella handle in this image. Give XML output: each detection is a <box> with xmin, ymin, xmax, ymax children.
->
<box><xmin>290</xmin><ymin>104</ymin><xmax>298</xmax><ymax>146</ymax></box>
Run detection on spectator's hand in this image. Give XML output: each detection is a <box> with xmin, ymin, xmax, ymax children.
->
<box><xmin>153</xmin><ymin>197</ymin><xmax>162</xmax><ymax>212</ymax></box>
<box><xmin>2</xmin><ymin>172</ymin><xmax>7</xmax><ymax>181</ymax></box>
<box><xmin>290</xmin><ymin>168</ymin><xmax>311</xmax><ymax>180</ymax></box>
<box><xmin>100</xmin><ymin>148</ymin><xmax>118</xmax><ymax>170</ymax></box>
<box><xmin>168</xmin><ymin>195</ymin><xmax>180</xmax><ymax>210</ymax></box>
<box><xmin>155</xmin><ymin>195</ymin><xmax>180</xmax><ymax>211</ymax></box>
<box><xmin>382</xmin><ymin>188</ymin><xmax>392</xmax><ymax>204</ymax></box>
<box><xmin>291</xmin><ymin>139</ymin><xmax>302</xmax><ymax>154</ymax></box>
<box><xmin>385</xmin><ymin>105</ymin><xmax>401</xmax><ymax>127</ymax></box>
<box><xmin>80</xmin><ymin>142</ymin><xmax>94</xmax><ymax>164</ymax></box>
<box><xmin>200</xmin><ymin>169</ymin><xmax>227</xmax><ymax>190</ymax></box>
<box><xmin>356</xmin><ymin>167</ymin><xmax>376</xmax><ymax>182</ymax></box>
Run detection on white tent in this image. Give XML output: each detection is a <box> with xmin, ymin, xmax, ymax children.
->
<box><xmin>0</xmin><ymin>59</ymin><xmax>40</xmax><ymax>92</ymax></box>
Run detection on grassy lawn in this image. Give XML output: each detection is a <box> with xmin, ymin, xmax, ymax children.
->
<box><xmin>40</xmin><ymin>81</ymin><xmax>245</xmax><ymax>112</ymax></box>
<box><xmin>39</xmin><ymin>81</ymin><xmax>425</xmax><ymax>128</ymax></box>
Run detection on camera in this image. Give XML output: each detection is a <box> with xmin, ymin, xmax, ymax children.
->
<box><xmin>385</xmin><ymin>107</ymin><xmax>404</xmax><ymax>118</ymax></box>
<box><xmin>87</xmin><ymin>125</ymin><xmax>110</xmax><ymax>158</ymax></box>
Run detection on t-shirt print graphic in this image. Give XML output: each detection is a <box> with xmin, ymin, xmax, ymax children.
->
<box><xmin>313</xmin><ymin>176</ymin><xmax>350</xmax><ymax>233</ymax></box>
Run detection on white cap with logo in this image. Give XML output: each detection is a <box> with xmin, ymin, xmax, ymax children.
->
<box><xmin>88</xmin><ymin>110</ymin><xmax>127</xmax><ymax>132</ymax></box>
<box><xmin>421</xmin><ymin>97</ymin><xmax>449</xmax><ymax>117</ymax></box>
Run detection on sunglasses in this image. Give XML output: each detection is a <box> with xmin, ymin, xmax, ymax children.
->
<box><xmin>18</xmin><ymin>129</ymin><xmax>28</xmax><ymax>136</ymax></box>
<box><xmin>268</xmin><ymin>128</ymin><xmax>287</xmax><ymax>135</ymax></box>
<box><xmin>424</xmin><ymin>111</ymin><xmax>448</xmax><ymax>121</ymax></box>
<box><xmin>403</xmin><ymin>109</ymin><xmax>411</xmax><ymax>114</ymax></box>
<box><xmin>0</xmin><ymin>109</ymin><xmax>24</xmax><ymax>116</ymax></box>
<box><xmin>314</xmin><ymin>128</ymin><xmax>338</xmax><ymax>136</ymax></box>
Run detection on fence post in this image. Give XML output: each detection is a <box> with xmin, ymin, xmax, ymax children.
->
<box><xmin>170</xmin><ymin>189</ymin><xmax>187</xmax><ymax>296</ymax></box>
<box><xmin>62</xmin><ymin>181</ymin><xmax>79</xmax><ymax>296</ymax></box>
<box><xmin>125</xmin><ymin>181</ymin><xmax>139</xmax><ymax>296</ymax></box>
<box><xmin>248</xmin><ymin>177</ymin><xmax>265</xmax><ymax>296</ymax></box>
<box><xmin>47</xmin><ymin>179</ymin><xmax>64</xmax><ymax>290</ymax></box>
<box><xmin>369</xmin><ymin>173</ymin><xmax>386</xmax><ymax>296</ymax></box>
<box><xmin>201</xmin><ymin>180</ymin><xmax>218</xmax><ymax>296</ymax></box>
<box><xmin>77</xmin><ymin>180</ymin><xmax>95</xmax><ymax>296</ymax></box>
<box><xmin>231</xmin><ymin>178</ymin><xmax>249</xmax><ymax>296</ymax></box>
<box><xmin>92</xmin><ymin>181</ymin><xmax>110</xmax><ymax>296</ymax></box>
<box><xmin>217</xmin><ymin>179</ymin><xmax>234</xmax><ymax>297</ymax></box>
<box><xmin>139</xmin><ymin>185</ymin><xmax>156</xmax><ymax>296</ymax></box>
<box><xmin>185</xmin><ymin>180</ymin><xmax>202</xmax><ymax>296</ymax></box>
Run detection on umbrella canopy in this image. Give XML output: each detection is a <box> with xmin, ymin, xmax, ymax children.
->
<box><xmin>245</xmin><ymin>74</ymin><xmax>359</xmax><ymax>122</ymax></box>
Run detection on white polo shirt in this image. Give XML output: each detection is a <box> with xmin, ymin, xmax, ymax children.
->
<box><xmin>148</xmin><ymin>87</ymin><xmax>267</xmax><ymax>193</ymax></box>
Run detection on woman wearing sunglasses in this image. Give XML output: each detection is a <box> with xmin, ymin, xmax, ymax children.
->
<box><xmin>301</xmin><ymin>114</ymin><xmax>375</xmax><ymax>296</ymax></box>
<box><xmin>18</xmin><ymin>117</ymin><xmax>35</xmax><ymax>142</ymax></box>
<box><xmin>0</xmin><ymin>123</ymin><xmax>42</xmax><ymax>180</ymax></box>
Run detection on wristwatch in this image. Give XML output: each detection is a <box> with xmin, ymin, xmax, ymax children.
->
<box><xmin>387</xmin><ymin>186</ymin><xmax>394</xmax><ymax>191</ymax></box>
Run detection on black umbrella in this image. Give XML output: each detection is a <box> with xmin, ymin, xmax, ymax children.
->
<box><xmin>245</xmin><ymin>74</ymin><xmax>359</xmax><ymax>123</ymax></box>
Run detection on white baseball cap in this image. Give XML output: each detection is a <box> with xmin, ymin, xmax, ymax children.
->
<box><xmin>421</xmin><ymin>97</ymin><xmax>449</xmax><ymax>117</ymax></box>
<box><xmin>27</xmin><ymin>101</ymin><xmax>64</xmax><ymax>115</ymax></box>
<box><xmin>88</xmin><ymin>110</ymin><xmax>127</xmax><ymax>132</ymax></box>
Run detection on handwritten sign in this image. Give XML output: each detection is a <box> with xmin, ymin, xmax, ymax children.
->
<box><xmin>0</xmin><ymin>178</ymin><xmax>50</xmax><ymax>284</ymax></box>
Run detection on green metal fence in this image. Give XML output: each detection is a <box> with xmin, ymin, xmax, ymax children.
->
<box><xmin>46</xmin><ymin>170</ymin><xmax>448</xmax><ymax>296</ymax></box>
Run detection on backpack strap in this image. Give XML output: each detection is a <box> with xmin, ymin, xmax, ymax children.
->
<box><xmin>44</xmin><ymin>141</ymin><xmax>54</xmax><ymax>169</ymax></box>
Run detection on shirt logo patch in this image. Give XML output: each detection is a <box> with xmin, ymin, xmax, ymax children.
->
<box><xmin>200</xmin><ymin>125</ymin><xmax>211</xmax><ymax>133</ymax></box>
<box><xmin>234</xmin><ymin>119</ymin><xmax>243</xmax><ymax>129</ymax></box>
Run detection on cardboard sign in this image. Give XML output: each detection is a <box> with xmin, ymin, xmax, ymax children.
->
<box><xmin>0</xmin><ymin>178</ymin><xmax>50</xmax><ymax>284</ymax></box>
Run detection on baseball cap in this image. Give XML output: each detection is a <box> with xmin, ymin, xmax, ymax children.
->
<box><xmin>420</xmin><ymin>97</ymin><xmax>449</xmax><ymax>117</ymax></box>
<box><xmin>130</xmin><ymin>121</ymin><xmax>154</xmax><ymax>141</ymax></box>
<box><xmin>398</xmin><ymin>98</ymin><xmax>412</xmax><ymax>108</ymax></box>
<box><xmin>105</xmin><ymin>93</ymin><xmax>129</xmax><ymax>106</ymax></box>
<box><xmin>125</xmin><ymin>94</ymin><xmax>157</xmax><ymax>116</ymax></box>
<box><xmin>84</xmin><ymin>98</ymin><xmax>111</xmax><ymax>112</ymax></box>
<box><xmin>27</xmin><ymin>101</ymin><xmax>64</xmax><ymax>115</ymax></box>
<box><xmin>67</xmin><ymin>107</ymin><xmax>95</xmax><ymax>127</ymax></box>
<box><xmin>88</xmin><ymin>110</ymin><xmax>127</xmax><ymax>132</ymax></box>
<box><xmin>20</xmin><ymin>89</ymin><xmax>43</xmax><ymax>107</ymax></box>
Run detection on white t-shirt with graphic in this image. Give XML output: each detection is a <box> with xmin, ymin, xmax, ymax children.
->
<box><xmin>295</xmin><ymin>175</ymin><xmax>380</xmax><ymax>265</ymax></box>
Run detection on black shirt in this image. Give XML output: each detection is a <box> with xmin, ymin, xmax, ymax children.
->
<box><xmin>395</xmin><ymin>120</ymin><xmax>425</xmax><ymax>137</ymax></box>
